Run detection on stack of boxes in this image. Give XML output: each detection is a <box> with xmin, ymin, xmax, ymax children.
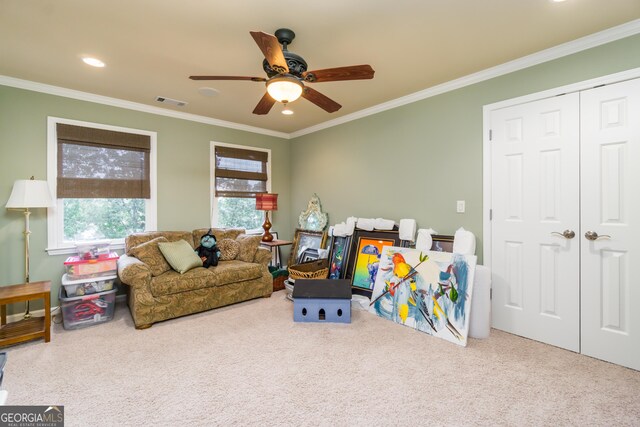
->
<box><xmin>59</xmin><ymin>241</ymin><xmax>118</xmax><ymax>330</ymax></box>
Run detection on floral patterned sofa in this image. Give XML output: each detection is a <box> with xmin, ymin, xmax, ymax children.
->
<box><xmin>117</xmin><ymin>228</ymin><xmax>272</xmax><ymax>329</ymax></box>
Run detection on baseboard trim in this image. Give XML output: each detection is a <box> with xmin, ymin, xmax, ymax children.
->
<box><xmin>5</xmin><ymin>306</ymin><xmax>59</xmax><ymax>323</ymax></box>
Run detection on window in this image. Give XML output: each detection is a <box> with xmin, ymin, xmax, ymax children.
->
<box><xmin>47</xmin><ymin>118</ymin><xmax>157</xmax><ymax>254</ymax></box>
<box><xmin>211</xmin><ymin>142</ymin><xmax>271</xmax><ymax>231</ymax></box>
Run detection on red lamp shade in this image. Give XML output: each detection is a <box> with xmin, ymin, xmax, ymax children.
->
<box><xmin>256</xmin><ymin>193</ymin><xmax>278</xmax><ymax>211</ymax></box>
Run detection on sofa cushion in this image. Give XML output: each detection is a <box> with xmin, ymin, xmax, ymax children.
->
<box><xmin>126</xmin><ymin>231</ymin><xmax>194</xmax><ymax>253</ymax></box>
<box><xmin>158</xmin><ymin>239</ymin><xmax>203</xmax><ymax>274</ymax></box>
<box><xmin>149</xmin><ymin>260</ymin><xmax>264</xmax><ymax>296</ymax></box>
<box><xmin>192</xmin><ymin>228</ymin><xmax>245</xmax><ymax>249</ymax></box>
<box><xmin>236</xmin><ymin>234</ymin><xmax>262</xmax><ymax>263</ymax></box>
<box><xmin>128</xmin><ymin>236</ymin><xmax>171</xmax><ymax>277</ymax></box>
<box><xmin>218</xmin><ymin>238</ymin><xmax>240</xmax><ymax>261</ymax></box>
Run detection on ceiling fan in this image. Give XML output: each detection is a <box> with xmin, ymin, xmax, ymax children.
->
<box><xmin>189</xmin><ymin>28</ymin><xmax>375</xmax><ymax>115</ymax></box>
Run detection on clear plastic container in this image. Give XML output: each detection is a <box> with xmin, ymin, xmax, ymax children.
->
<box><xmin>75</xmin><ymin>240</ymin><xmax>112</xmax><ymax>260</ymax></box>
<box><xmin>64</xmin><ymin>252</ymin><xmax>119</xmax><ymax>280</ymax></box>
<box><xmin>61</xmin><ymin>273</ymin><xmax>116</xmax><ymax>297</ymax></box>
<box><xmin>58</xmin><ymin>285</ymin><xmax>117</xmax><ymax>330</ymax></box>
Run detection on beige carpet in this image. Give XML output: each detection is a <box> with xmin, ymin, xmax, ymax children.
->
<box><xmin>4</xmin><ymin>291</ymin><xmax>640</xmax><ymax>426</ymax></box>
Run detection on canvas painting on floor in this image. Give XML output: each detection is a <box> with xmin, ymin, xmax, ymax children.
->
<box><xmin>369</xmin><ymin>247</ymin><xmax>477</xmax><ymax>346</ymax></box>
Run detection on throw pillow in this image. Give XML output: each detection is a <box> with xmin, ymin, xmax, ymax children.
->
<box><xmin>235</xmin><ymin>234</ymin><xmax>262</xmax><ymax>263</ymax></box>
<box><xmin>128</xmin><ymin>236</ymin><xmax>171</xmax><ymax>277</ymax></box>
<box><xmin>218</xmin><ymin>238</ymin><xmax>240</xmax><ymax>261</ymax></box>
<box><xmin>158</xmin><ymin>239</ymin><xmax>203</xmax><ymax>274</ymax></box>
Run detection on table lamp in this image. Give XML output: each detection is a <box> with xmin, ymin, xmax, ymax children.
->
<box><xmin>5</xmin><ymin>176</ymin><xmax>54</xmax><ymax>318</ymax></box>
<box><xmin>255</xmin><ymin>193</ymin><xmax>278</xmax><ymax>242</ymax></box>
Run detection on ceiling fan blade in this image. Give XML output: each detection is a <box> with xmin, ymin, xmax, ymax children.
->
<box><xmin>302</xmin><ymin>87</ymin><xmax>342</xmax><ymax>113</ymax></box>
<box><xmin>189</xmin><ymin>76</ymin><xmax>266</xmax><ymax>82</ymax></box>
<box><xmin>303</xmin><ymin>65</ymin><xmax>375</xmax><ymax>83</ymax></box>
<box><xmin>252</xmin><ymin>93</ymin><xmax>276</xmax><ymax>115</ymax></box>
<box><xmin>249</xmin><ymin>31</ymin><xmax>289</xmax><ymax>74</ymax></box>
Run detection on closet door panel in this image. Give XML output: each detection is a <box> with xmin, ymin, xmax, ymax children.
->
<box><xmin>491</xmin><ymin>93</ymin><xmax>580</xmax><ymax>351</ymax></box>
<box><xmin>580</xmin><ymin>78</ymin><xmax>640</xmax><ymax>371</ymax></box>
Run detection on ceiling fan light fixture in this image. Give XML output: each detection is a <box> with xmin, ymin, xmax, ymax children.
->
<box><xmin>266</xmin><ymin>76</ymin><xmax>303</xmax><ymax>103</ymax></box>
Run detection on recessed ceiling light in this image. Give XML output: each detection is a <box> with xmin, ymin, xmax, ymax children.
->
<box><xmin>198</xmin><ymin>87</ymin><xmax>220</xmax><ymax>97</ymax></box>
<box><xmin>551</xmin><ymin>0</ymin><xmax>567</xmax><ymax>2</ymax></box>
<box><xmin>282</xmin><ymin>107</ymin><xmax>294</xmax><ymax>115</ymax></box>
<box><xmin>82</xmin><ymin>57</ymin><xmax>105</xmax><ymax>68</ymax></box>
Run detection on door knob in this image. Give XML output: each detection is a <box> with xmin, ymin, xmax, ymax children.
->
<box><xmin>584</xmin><ymin>231</ymin><xmax>611</xmax><ymax>241</ymax></box>
<box><xmin>551</xmin><ymin>230</ymin><xmax>575</xmax><ymax>239</ymax></box>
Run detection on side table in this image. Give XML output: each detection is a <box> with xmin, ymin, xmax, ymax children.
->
<box><xmin>260</xmin><ymin>239</ymin><xmax>292</xmax><ymax>269</ymax></box>
<box><xmin>0</xmin><ymin>281</ymin><xmax>51</xmax><ymax>347</ymax></box>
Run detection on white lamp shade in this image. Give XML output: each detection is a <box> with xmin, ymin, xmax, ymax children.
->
<box><xmin>5</xmin><ymin>179</ymin><xmax>54</xmax><ymax>209</ymax></box>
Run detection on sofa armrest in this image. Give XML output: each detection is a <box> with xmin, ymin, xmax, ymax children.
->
<box><xmin>118</xmin><ymin>254</ymin><xmax>152</xmax><ymax>288</ymax></box>
<box><xmin>253</xmin><ymin>247</ymin><xmax>272</xmax><ymax>266</ymax></box>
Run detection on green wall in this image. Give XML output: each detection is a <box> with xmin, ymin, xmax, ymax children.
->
<box><xmin>289</xmin><ymin>34</ymin><xmax>640</xmax><ymax>262</ymax></box>
<box><xmin>0</xmin><ymin>86</ymin><xmax>291</xmax><ymax>309</ymax></box>
<box><xmin>2</xmin><ymin>33</ymin><xmax>640</xmax><ymax>312</ymax></box>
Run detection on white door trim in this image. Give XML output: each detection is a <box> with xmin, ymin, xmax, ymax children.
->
<box><xmin>482</xmin><ymin>66</ymin><xmax>640</xmax><ymax>270</ymax></box>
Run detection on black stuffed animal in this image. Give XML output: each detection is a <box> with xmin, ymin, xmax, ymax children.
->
<box><xmin>195</xmin><ymin>229</ymin><xmax>221</xmax><ymax>268</ymax></box>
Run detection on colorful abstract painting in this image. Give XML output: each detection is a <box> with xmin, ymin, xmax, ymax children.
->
<box><xmin>328</xmin><ymin>236</ymin><xmax>351</xmax><ymax>279</ymax></box>
<box><xmin>369</xmin><ymin>247</ymin><xmax>477</xmax><ymax>346</ymax></box>
<box><xmin>351</xmin><ymin>237</ymin><xmax>396</xmax><ymax>290</ymax></box>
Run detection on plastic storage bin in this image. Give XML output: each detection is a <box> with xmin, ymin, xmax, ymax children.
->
<box><xmin>61</xmin><ymin>273</ymin><xmax>116</xmax><ymax>297</ymax></box>
<box><xmin>64</xmin><ymin>252</ymin><xmax>119</xmax><ymax>280</ymax></box>
<box><xmin>58</xmin><ymin>286</ymin><xmax>117</xmax><ymax>330</ymax></box>
<box><xmin>75</xmin><ymin>240</ymin><xmax>111</xmax><ymax>260</ymax></box>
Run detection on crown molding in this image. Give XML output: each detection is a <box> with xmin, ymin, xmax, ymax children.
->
<box><xmin>2</xmin><ymin>19</ymin><xmax>639</xmax><ymax>141</ymax></box>
<box><xmin>289</xmin><ymin>18</ymin><xmax>640</xmax><ymax>139</ymax></box>
<box><xmin>0</xmin><ymin>75</ymin><xmax>290</xmax><ymax>139</ymax></box>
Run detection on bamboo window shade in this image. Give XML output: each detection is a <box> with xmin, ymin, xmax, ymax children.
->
<box><xmin>56</xmin><ymin>123</ymin><xmax>151</xmax><ymax>199</ymax></box>
<box><xmin>214</xmin><ymin>146</ymin><xmax>268</xmax><ymax>198</ymax></box>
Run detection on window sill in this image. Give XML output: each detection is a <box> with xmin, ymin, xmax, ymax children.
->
<box><xmin>46</xmin><ymin>242</ymin><xmax>125</xmax><ymax>256</ymax></box>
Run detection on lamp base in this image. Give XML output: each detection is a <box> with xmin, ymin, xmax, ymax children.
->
<box><xmin>23</xmin><ymin>301</ymin><xmax>31</xmax><ymax>319</ymax></box>
<box><xmin>262</xmin><ymin>211</ymin><xmax>274</xmax><ymax>242</ymax></box>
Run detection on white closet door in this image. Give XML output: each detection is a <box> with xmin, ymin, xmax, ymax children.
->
<box><xmin>580</xmin><ymin>78</ymin><xmax>640</xmax><ymax>370</ymax></box>
<box><xmin>490</xmin><ymin>93</ymin><xmax>580</xmax><ymax>351</ymax></box>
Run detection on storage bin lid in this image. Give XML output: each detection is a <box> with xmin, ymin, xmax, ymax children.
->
<box><xmin>64</xmin><ymin>252</ymin><xmax>119</xmax><ymax>265</ymax></box>
<box><xmin>59</xmin><ymin>283</ymin><xmax>118</xmax><ymax>301</ymax></box>
<box><xmin>61</xmin><ymin>273</ymin><xmax>117</xmax><ymax>285</ymax></box>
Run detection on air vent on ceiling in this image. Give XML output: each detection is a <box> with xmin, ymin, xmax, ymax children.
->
<box><xmin>155</xmin><ymin>96</ymin><xmax>187</xmax><ymax>107</ymax></box>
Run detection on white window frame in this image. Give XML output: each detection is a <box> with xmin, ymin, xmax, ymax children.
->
<box><xmin>210</xmin><ymin>141</ymin><xmax>271</xmax><ymax>234</ymax></box>
<box><xmin>46</xmin><ymin>117</ymin><xmax>157</xmax><ymax>255</ymax></box>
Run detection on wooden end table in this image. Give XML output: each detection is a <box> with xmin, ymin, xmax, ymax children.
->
<box><xmin>0</xmin><ymin>281</ymin><xmax>51</xmax><ymax>347</ymax></box>
<box><xmin>260</xmin><ymin>239</ymin><xmax>292</xmax><ymax>269</ymax></box>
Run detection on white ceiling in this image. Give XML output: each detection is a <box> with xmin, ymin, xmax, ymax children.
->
<box><xmin>1</xmin><ymin>0</ymin><xmax>640</xmax><ymax>134</ymax></box>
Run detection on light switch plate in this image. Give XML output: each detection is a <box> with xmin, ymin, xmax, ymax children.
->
<box><xmin>457</xmin><ymin>200</ymin><xmax>465</xmax><ymax>213</ymax></box>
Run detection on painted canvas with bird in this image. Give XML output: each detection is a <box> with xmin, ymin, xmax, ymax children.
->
<box><xmin>368</xmin><ymin>247</ymin><xmax>477</xmax><ymax>346</ymax></box>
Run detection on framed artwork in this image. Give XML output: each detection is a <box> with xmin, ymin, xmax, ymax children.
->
<box><xmin>345</xmin><ymin>229</ymin><xmax>401</xmax><ymax>292</ymax></box>
<box><xmin>298</xmin><ymin>193</ymin><xmax>328</xmax><ymax>231</ymax></box>
<box><xmin>369</xmin><ymin>247</ymin><xmax>477</xmax><ymax>346</ymax></box>
<box><xmin>300</xmin><ymin>248</ymin><xmax>320</xmax><ymax>263</ymax></box>
<box><xmin>289</xmin><ymin>228</ymin><xmax>327</xmax><ymax>267</ymax></box>
<box><xmin>431</xmin><ymin>235</ymin><xmax>454</xmax><ymax>253</ymax></box>
<box><xmin>327</xmin><ymin>235</ymin><xmax>352</xmax><ymax>280</ymax></box>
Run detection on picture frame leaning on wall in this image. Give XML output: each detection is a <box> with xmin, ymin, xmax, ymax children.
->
<box><xmin>288</xmin><ymin>228</ymin><xmax>327</xmax><ymax>267</ymax></box>
<box><xmin>344</xmin><ymin>229</ymin><xmax>401</xmax><ymax>294</ymax></box>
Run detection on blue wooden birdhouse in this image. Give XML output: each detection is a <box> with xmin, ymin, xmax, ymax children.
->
<box><xmin>293</xmin><ymin>279</ymin><xmax>351</xmax><ymax>323</ymax></box>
